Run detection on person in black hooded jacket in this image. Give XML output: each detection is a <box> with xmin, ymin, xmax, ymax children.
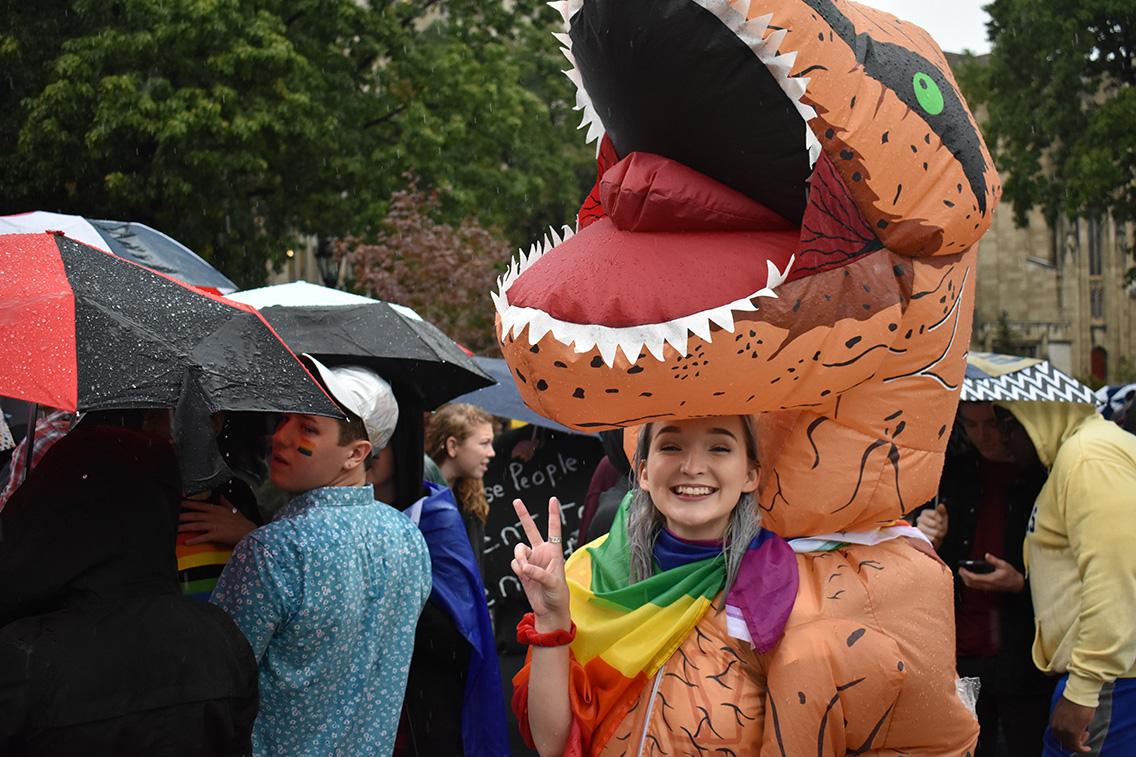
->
<box><xmin>0</xmin><ymin>412</ymin><xmax>258</xmax><ymax>756</ymax></box>
<box><xmin>913</xmin><ymin>402</ymin><xmax>1055</xmax><ymax>756</ymax></box>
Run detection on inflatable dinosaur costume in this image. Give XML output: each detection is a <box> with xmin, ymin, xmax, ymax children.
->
<box><xmin>496</xmin><ymin>0</ymin><xmax>1000</xmax><ymax>753</ymax></box>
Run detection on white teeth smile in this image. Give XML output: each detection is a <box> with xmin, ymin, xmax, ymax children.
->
<box><xmin>673</xmin><ymin>485</ymin><xmax>716</xmax><ymax>496</ymax></box>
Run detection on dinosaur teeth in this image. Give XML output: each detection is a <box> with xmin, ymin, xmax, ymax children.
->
<box><xmin>691</xmin><ymin>0</ymin><xmax>821</xmax><ymax>168</ymax></box>
<box><xmin>547</xmin><ymin>0</ymin><xmax>582</xmax><ymax>27</ymax></box>
<box><xmin>547</xmin><ymin>0</ymin><xmax>570</xmax><ymax>24</ymax></box>
<box><xmin>686</xmin><ymin>315</ymin><xmax>713</xmax><ymax>344</ymax></box>
<box><xmin>754</xmin><ymin>27</ymin><xmax>788</xmax><ymax>59</ymax></box>
<box><xmin>492</xmin><ymin>241</ymin><xmax>797</xmax><ymax>368</ymax></box>
<box><xmin>707</xmin><ymin>306</ymin><xmax>736</xmax><ymax>332</ymax></box>
<box><xmin>493</xmin><ymin>224</ymin><xmax>573</xmax><ymax>311</ymax></box>
<box><xmin>527</xmin><ymin>313</ymin><xmax>553</xmax><ymax>344</ymax></box>
<box><xmin>552</xmin><ymin>2</ymin><xmax>608</xmax><ymax>152</ymax></box>
<box><xmin>597</xmin><ymin>339</ymin><xmax>619</xmax><ymax>368</ymax></box>
<box><xmin>766</xmin><ymin>255</ymin><xmax>794</xmax><ymax>289</ymax></box>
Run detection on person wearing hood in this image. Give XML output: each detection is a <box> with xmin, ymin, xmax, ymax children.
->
<box><xmin>0</xmin><ymin>411</ymin><xmax>258</xmax><ymax>755</ymax></box>
<box><xmin>997</xmin><ymin>400</ymin><xmax>1136</xmax><ymax>755</ymax></box>
<box><xmin>914</xmin><ymin>401</ymin><xmax>1055</xmax><ymax>756</ymax></box>
<box><xmin>210</xmin><ymin>361</ymin><xmax>431</xmax><ymax>756</ymax></box>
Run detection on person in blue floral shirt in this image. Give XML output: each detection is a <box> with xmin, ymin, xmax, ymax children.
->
<box><xmin>212</xmin><ymin>359</ymin><xmax>431</xmax><ymax>756</ymax></box>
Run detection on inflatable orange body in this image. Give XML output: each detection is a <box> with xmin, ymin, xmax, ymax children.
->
<box><xmin>498</xmin><ymin>0</ymin><xmax>999</xmax><ymax>753</ymax></box>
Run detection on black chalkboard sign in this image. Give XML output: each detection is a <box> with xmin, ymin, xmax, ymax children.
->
<box><xmin>481</xmin><ymin>425</ymin><xmax>603</xmax><ymax>610</ymax></box>
<box><xmin>482</xmin><ymin>424</ymin><xmax>603</xmax><ymax>757</ymax></box>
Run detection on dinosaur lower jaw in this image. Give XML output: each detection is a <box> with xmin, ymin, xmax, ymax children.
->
<box><xmin>495</xmin><ymin>221</ymin><xmax>801</xmax><ymax>367</ymax></box>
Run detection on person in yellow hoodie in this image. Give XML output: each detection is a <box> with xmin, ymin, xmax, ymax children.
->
<box><xmin>995</xmin><ymin>401</ymin><xmax>1136</xmax><ymax>755</ymax></box>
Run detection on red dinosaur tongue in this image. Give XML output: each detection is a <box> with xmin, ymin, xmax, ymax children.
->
<box><xmin>601</xmin><ymin>152</ymin><xmax>795</xmax><ymax>233</ymax></box>
<box><xmin>506</xmin><ymin>153</ymin><xmax>799</xmax><ymax>328</ymax></box>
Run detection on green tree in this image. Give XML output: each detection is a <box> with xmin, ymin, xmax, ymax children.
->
<box><xmin>963</xmin><ymin>0</ymin><xmax>1134</xmax><ymax>242</ymax></box>
<box><xmin>967</xmin><ymin>0</ymin><xmax>1136</xmax><ymax>223</ymax></box>
<box><xmin>0</xmin><ymin>0</ymin><xmax>593</xmax><ymax>286</ymax></box>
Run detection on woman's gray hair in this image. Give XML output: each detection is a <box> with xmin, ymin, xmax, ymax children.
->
<box><xmin>626</xmin><ymin>417</ymin><xmax>762</xmax><ymax>595</ymax></box>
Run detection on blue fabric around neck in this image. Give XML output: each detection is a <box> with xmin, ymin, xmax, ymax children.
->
<box><xmin>653</xmin><ymin>527</ymin><xmax>772</xmax><ymax>572</ymax></box>
<box><xmin>654</xmin><ymin>528</ymin><xmax>722</xmax><ymax>571</ymax></box>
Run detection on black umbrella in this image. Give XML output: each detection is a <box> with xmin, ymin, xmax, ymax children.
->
<box><xmin>229</xmin><ymin>282</ymin><xmax>495</xmax><ymax>409</ymax></box>
<box><xmin>962</xmin><ymin>351</ymin><xmax>1095</xmax><ymax>403</ymax></box>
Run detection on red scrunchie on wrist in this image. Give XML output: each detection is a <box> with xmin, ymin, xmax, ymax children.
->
<box><xmin>516</xmin><ymin>612</ymin><xmax>576</xmax><ymax>647</ymax></box>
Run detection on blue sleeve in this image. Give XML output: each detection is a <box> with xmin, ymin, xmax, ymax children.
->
<box><xmin>210</xmin><ymin>531</ymin><xmax>296</xmax><ymax>660</ymax></box>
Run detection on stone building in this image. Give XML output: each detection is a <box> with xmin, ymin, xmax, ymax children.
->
<box><xmin>973</xmin><ymin>209</ymin><xmax>1135</xmax><ymax>383</ymax></box>
<box><xmin>946</xmin><ymin>53</ymin><xmax>1136</xmax><ymax>384</ymax></box>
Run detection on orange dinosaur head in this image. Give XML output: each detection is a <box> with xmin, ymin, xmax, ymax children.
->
<box><xmin>495</xmin><ymin>0</ymin><xmax>998</xmax><ymax>532</ymax></box>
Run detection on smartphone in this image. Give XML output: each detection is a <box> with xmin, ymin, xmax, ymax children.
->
<box><xmin>958</xmin><ymin>559</ymin><xmax>995</xmax><ymax>574</ymax></box>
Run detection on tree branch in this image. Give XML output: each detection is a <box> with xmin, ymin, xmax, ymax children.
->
<box><xmin>363</xmin><ymin>104</ymin><xmax>408</xmax><ymax>128</ymax></box>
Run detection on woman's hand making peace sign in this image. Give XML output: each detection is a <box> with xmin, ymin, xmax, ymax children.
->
<box><xmin>511</xmin><ymin>496</ymin><xmax>571</xmax><ymax>630</ymax></box>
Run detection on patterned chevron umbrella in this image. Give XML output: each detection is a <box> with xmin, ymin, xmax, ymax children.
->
<box><xmin>962</xmin><ymin>351</ymin><xmax>1095</xmax><ymax>403</ymax></box>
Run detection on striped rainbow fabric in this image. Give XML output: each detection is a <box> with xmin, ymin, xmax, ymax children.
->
<box><xmin>175</xmin><ymin>533</ymin><xmax>233</xmax><ymax>600</ymax></box>
<box><xmin>560</xmin><ymin>502</ymin><xmax>727</xmax><ymax>752</ymax></box>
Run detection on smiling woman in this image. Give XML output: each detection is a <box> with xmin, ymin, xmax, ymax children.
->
<box><xmin>509</xmin><ymin>415</ymin><xmax>798</xmax><ymax>756</ymax></box>
<box><xmin>629</xmin><ymin>417</ymin><xmax>761</xmax><ymax>583</ymax></box>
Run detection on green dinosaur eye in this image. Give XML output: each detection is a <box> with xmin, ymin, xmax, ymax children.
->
<box><xmin>913</xmin><ymin>72</ymin><xmax>944</xmax><ymax>116</ymax></box>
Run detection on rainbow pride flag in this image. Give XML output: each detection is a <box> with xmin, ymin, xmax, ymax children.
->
<box><xmin>558</xmin><ymin>503</ymin><xmax>728</xmax><ymax>752</ymax></box>
<box><xmin>175</xmin><ymin>534</ymin><xmax>233</xmax><ymax>601</ymax></box>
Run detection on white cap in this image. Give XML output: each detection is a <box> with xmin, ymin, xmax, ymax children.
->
<box><xmin>305</xmin><ymin>356</ymin><xmax>399</xmax><ymax>450</ymax></box>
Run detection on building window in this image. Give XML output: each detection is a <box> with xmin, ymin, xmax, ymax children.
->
<box><xmin>1088</xmin><ymin>217</ymin><xmax>1104</xmax><ymax>276</ymax></box>
<box><xmin>1050</xmin><ymin>216</ymin><xmax>1064</xmax><ymax>268</ymax></box>
<box><xmin>1090</xmin><ymin>283</ymin><xmax>1105</xmax><ymax>320</ymax></box>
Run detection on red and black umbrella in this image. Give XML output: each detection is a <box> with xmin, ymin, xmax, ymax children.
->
<box><xmin>0</xmin><ymin>232</ymin><xmax>340</xmax><ymax>419</ymax></box>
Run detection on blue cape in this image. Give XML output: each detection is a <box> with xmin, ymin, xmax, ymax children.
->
<box><xmin>413</xmin><ymin>483</ymin><xmax>508</xmax><ymax>757</ymax></box>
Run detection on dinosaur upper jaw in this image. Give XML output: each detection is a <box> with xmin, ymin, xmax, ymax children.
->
<box><xmin>562</xmin><ymin>0</ymin><xmax>819</xmax><ymax>224</ymax></box>
<box><xmin>555</xmin><ymin>0</ymin><xmax>1001</xmax><ymax>257</ymax></box>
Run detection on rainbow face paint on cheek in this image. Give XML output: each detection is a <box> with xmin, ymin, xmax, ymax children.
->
<box><xmin>297</xmin><ymin>437</ymin><xmax>315</xmax><ymax>457</ymax></box>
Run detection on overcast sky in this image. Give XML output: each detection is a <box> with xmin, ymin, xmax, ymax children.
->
<box><xmin>865</xmin><ymin>0</ymin><xmax>992</xmax><ymax>54</ymax></box>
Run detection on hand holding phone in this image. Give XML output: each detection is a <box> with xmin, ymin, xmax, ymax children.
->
<box><xmin>957</xmin><ymin>559</ymin><xmax>995</xmax><ymax>574</ymax></box>
<box><xmin>959</xmin><ymin>554</ymin><xmax>1026</xmax><ymax>593</ymax></box>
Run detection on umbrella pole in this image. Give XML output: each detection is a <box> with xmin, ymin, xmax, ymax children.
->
<box><xmin>23</xmin><ymin>403</ymin><xmax>38</xmax><ymax>485</ymax></box>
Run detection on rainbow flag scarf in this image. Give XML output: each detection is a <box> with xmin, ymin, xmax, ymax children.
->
<box><xmin>513</xmin><ymin>499</ymin><xmax>797</xmax><ymax>754</ymax></box>
<box><xmin>558</xmin><ymin>502</ymin><xmax>727</xmax><ymax>752</ymax></box>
